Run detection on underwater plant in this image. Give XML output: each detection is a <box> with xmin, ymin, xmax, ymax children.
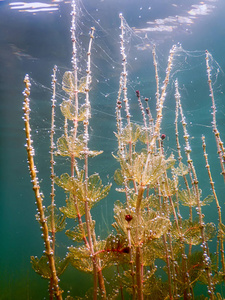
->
<box><xmin>23</xmin><ymin>1</ymin><xmax>225</xmax><ymax>299</ymax></box>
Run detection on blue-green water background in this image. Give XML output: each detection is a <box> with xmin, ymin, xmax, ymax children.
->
<box><xmin>1</xmin><ymin>0</ymin><xmax>225</xmax><ymax>298</ymax></box>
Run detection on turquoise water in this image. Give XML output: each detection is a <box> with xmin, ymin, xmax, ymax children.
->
<box><xmin>1</xmin><ymin>0</ymin><xmax>225</xmax><ymax>298</ymax></box>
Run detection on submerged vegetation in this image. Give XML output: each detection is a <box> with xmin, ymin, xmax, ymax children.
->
<box><xmin>23</xmin><ymin>1</ymin><xmax>225</xmax><ymax>299</ymax></box>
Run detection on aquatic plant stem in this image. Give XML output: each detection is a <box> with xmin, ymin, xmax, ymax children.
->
<box><xmin>49</xmin><ymin>66</ymin><xmax>57</xmax><ymax>300</ymax></box>
<box><xmin>119</xmin><ymin>13</ymin><xmax>131</xmax><ymax>127</ymax></box>
<box><xmin>50</xmin><ymin>66</ymin><xmax>57</xmax><ymax>252</ymax></box>
<box><xmin>71</xmin><ymin>0</ymin><xmax>79</xmax><ymax>177</ymax></box>
<box><xmin>163</xmin><ymin>234</ymin><xmax>173</xmax><ymax>299</ymax></box>
<box><xmin>126</xmin><ymin>222</ymin><xmax>136</xmax><ymax>299</ymax></box>
<box><xmin>202</xmin><ymin>135</ymin><xmax>225</xmax><ymax>274</ymax></box>
<box><xmin>152</xmin><ymin>44</ymin><xmax>160</xmax><ymax>111</ymax></box>
<box><xmin>176</xmin><ymin>80</ymin><xmax>214</xmax><ymax>299</ymax></box>
<box><xmin>136</xmin><ymin>186</ymin><xmax>144</xmax><ymax>300</ymax></box>
<box><xmin>83</xmin><ymin>27</ymin><xmax>106</xmax><ymax>299</ymax></box>
<box><xmin>136</xmin><ymin>246</ymin><xmax>143</xmax><ymax>300</ymax></box>
<box><xmin>23</xmin><ymin>75</ymin><xmax>63</xmax><ymax>300</ymax></box>
<box><xmin>82</xmin><ymin>30</ymin><xmax>98</xmax><ymax>300</ymax></box>
<box><xmin>148</xmin><ymin>45</ymin><xmax>176</xmax><ymax>153</ymax></box>
<box><xmin>119</xmin><ymin>14</ymin><xmax>138</xmax><ymax>194</ymax></box>
<box><xmin>70</xmin><ymin>0</ymin><xmax>90</xmax><ymax>252</ymax></box>
<box><xmin>142</xmin><ymin>46</ymin><xmax>176</xmax><ymax>185</ymax></box>
<box><xmin>136</xmin><ymin>91</ymin><xmax>150</xmax><ymax>152</ymax></box>
<box><xmin>205</xmin><ymin>50</ymin><xmax>225</xmax><ymax>181</ymax></box>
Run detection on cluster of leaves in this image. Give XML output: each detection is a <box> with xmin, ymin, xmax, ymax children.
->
<box><xmin>27</xmin><ymin>46</ymin><xmax>225</xmax><ymax>299</ymax></box>
<box><xmin>103</xmin><ymin>115</ymin><xmax>223</xmax><ymax>299</ymax></box>
<box><xmin>30</xmin><ymin>69</ymin><xmax>113</xmax><ymax>293</ymax></box>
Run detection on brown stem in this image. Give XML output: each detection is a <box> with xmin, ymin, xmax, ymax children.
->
<box><xmin>176</xmin><ymin>80</ymin><xmax>214</xmax><ymax>298</ymax></box>
<box><xmin>202</xmin><ymin>135</ymin><xmax>225</xmax><ymax>275</ymax></box>
<box><xmin>49</xmin><ymin>66</ymin><xmax>57</xmax><ymax>299</ymax></box>
<box><xmin>135</xmin><ymin>186</ymin><xmax>144</xmax><ymax>300</ymax></box>
<box><xmin>23</xmin><ymin>75</ymin><xmax>62</xmax><ymax>299</ymax></box>
<box><xmin>127</xmin><ymin>223</ymin><xmax>136</xmax><ymax>299</ymax></box>
<box><xmin>205</xmin><ymin>50</ymin><xmax>225</xmax><ymax>181</ymax></box>
<box><xmin>136</xmin><ymin>246</ymin><xmax>143</xmax><ymax>300</ymax></box>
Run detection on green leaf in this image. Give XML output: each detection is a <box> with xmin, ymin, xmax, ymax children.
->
<box><xmin>179</xmin><ymin>188</ymin><xmax>213</xmax><ymax>208</ymax></box>
<box><xmin>31</xmin><ymin>255</ymin><xmax>69</xmax><ymax>278</ymax></box>
<box><xmin>61</xmin><ymin>173</ymin><xmax>111</xmax><ymax>204</ymax></box>
<box><xmin>114</xmin><ymin>169</ymin><xmax>124</xmax><ymax>185</ymax></box>
<box><xmin>100</xmin><ymin>234</ymin><xmax>130</xmax><ymax>267</ymax></box>
<box><xmin>57</xmin><ymin>173</ymin><xmax>110</xmax><ymax>217</ymax></box>
<box><xmin>143</xmin><ymin>240</ymin><xmax>165</xmax><ymax>264</ymax></box>
<box><xmin>68</xmin><ymin>246</ymin><xmax>93</xmax><ymax>273</ymax></box>
<box><xmin>62</xmin><ymin>72</ymin><xmax>89</xmax><ymax>95</ymax></box>
<box><xmin>44</xmin><ymin>206</ymin><xmax>66</xmax><ymax>233</ymax></box>
<box><xmin>60</xmin><ymin>100</ymin><xmax>76</xmax><ymax>120</ymax></box>
<box><xmin>172</xmin><ymin>162</ymin><xmax>189</xmax><ymax>177</ymax></box>
<box><xmin>219</xmin><ymin>222</ymin><xmax>225</xmax><ymax>237</ymax></box>
<box><xmin>139</xmin><ymin>128</ymin><xmax>153</xmax><ymax>144</ymax></box>
<box><xmin>86</xmin><ymin>174</ymin><xmax>111</xmax><ymax>203</ymax></box>
<box><xmin>62</xmin><ymin>71</ymin><xmax>74</xmax><ymax>94</ymax></box>
<box><xmin>205</xmin><ymin>222</ymin><xmax>216</xmax><ymax>242</ymax></box>
<box><xmin>171</xmin><ymin>219</ymin><xmax>202</xmax><ymax>245</ymax></box>
<box><xmin>201</xmin><ymin>195</ymin><xmax>214</xmax><ymax>206</ymax></box>
<box><xmin>61</xmin><ymin>101</ymin><xmax>89</xmax><ymax>122</ymax></box>
<box><xmin>79</xmin><ymin>149</ymin><xmax>103</xmax><ymax>158</ymax></box>
<box><xmin>60</xmin><ymin>193</ymin><xmax>85</xmax><ymax>219</ymax></box>
<box><xmin>54</xmin><ymin>173</ymin><xmax>72</xmax><ymax>190</ymax></box>
<box><xmin>117</xmin><ymin>151</ymin><xmax>175</xmax><ymax>186</ymax></box>
<box><xmin>181</xmin><ymin>220</ymin><xmax>216</xmax><ymax>245</ymax></box>
<box><xmin>179</xmin><ymin>188</ymin><xmax>201</xmax><ymax>207</ymax></box>
<box><xmin>65</xmin><ymin>221</ymin><xmax>95</xmax><ymax>242</ymax></box>
<box><xmin>186</xmin><ymin>251</ymin><xmax>205</xmax><ymax>284</ymax></box>
<box><xmin>56</xmin><ymin>134</ymin><xmax>85</xmax><ymax>157</ymax></box>
<box><xmin>143</xmin><ymin>216</ymin><xmax>171</xmax><ymax>242</ymax></box>
<box><xmin>116</xmin><ymin>122</ymin><xmax>140</xmax><ymax>144</ymax></box>
<box><xmin>31</xmin><ymin>255</ymin><xmax>51</xmax><ymax>279</ymax></box>
<box><xmin>77</xmin><ymin>76</ymin><xmax>88</xmax><ymax>94</ymax></box>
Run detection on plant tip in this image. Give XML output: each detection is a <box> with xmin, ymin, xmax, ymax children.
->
<box><xmin>161</xmin><ymin>134</ymin><xmax>166</xmax><ymax>140</ymax></box>
<box><xmin>136</xmin><ymin>90</ymin><xmax>140</xmax><ymax>98</ymax></box>
<box><xmin>125</xmin><ymin>214</ymin><xmax>133</xmax><ymax>222</ymax></box>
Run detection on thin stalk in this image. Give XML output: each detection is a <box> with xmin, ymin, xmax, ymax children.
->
<box><xmin>83</xmin><ymin>27</ymin><xmax>106</xmax><ymax>299</ymax></box>
<box><xmin>145</xmin><ymin>99</ymin><xmax>154</xmax><ymax>138</ymax></box>
<box><xmin>119</xmin><ymin>13</ymin><xmax>131</xmax><ymax>126</ymax></box>
<box><xmin>176</xmin><ymin>80</ymin><xmax>214</xmax><ymax>299</ymax></box>
<box><xmin>205</xmin><ymin>50</ymin><xmax>225</xmax><ymax>181</ymax></box>
<box><xmin>202</xmin><ymin>135</ymin><xmax>225</xmax><ymax>274</ymax></box>
<box><xmin>136</xmin><ymin>246</ymin><xmax>143</xmax><ymax>300</ymax></box>
<box><xmin>162</xmin><ymin>234</ymin><xmax>173</xmax><ymax>299</ymax></box>
<box><xmin>161</xmin><ymin>172</ymin><xmax>182</xmax><ymax>299</ymax></box>
<box><xmin>142</xmin><ymin>46</ymin><xmax>176</xmax><ymax>185</ymax></box>
<box><xmin>136</xmin><ymin>91</ymin><xmax>149</xmax><ymax>152</ymax></box>
<box><xmin>119</xmin><ymin>14</ymin><xmax>138</xmax><ymax>195</ymax></box>
<box><xmin>73</xmin><ymin>195</ymin><xmax>90</xmax><ymax>248</ymax></box>
<box><xmin>152</xmin><ymin>44</ymin><xmax>160</xmax><ymax>110</ymax></box>
<box><xmin>174</xmin><ymin>79</ymin><xmax>193</xmax><ymax>253</ymax></box>
<box><xmin>49</xmin><ymin>66</ymin><xmax>57</xmax><ymax>299</ymax></box>
<box><xmin>136</xmin><ymin>186</ymin><xmax>144</xmax><ymax>300</ymax></box>
<box><xmin>116</xmin><ymin>75</ymin><xmax>123</xmax><ymax>130</ymax></box>
<box><xmin>23</xmin><ymin>75</ymin><xmax>62</xmax><ymax>300</ymax></box>
<box><xmin>168</xmin><ymin>230</ymin><xmax>178</xmax><ymax>299</ymax></box>
<box><xmin>117</xmin><ymin>265</ymin><xmax>125</xmax><ymax>300</ymax></box>
<box><xmin>70</xmin><ymin>0</ymin><xmax>91</xmax><ymax>266</ymax></box>
<box><xmin>127</xmin><ymin>222</ymin><xmax>136</xmax><ymax>299</ymax></box>
<box><xmin>148</xmin><ymin>45</ymin><xmax>176</xmax><ymax>153</ymax></box>
<box><xmin>83</xmin><ymin>28</ymin><xmax>97</xmax><ymax>299</ymax></box>
<box><xmin>50</xmin><ymin>65</ymin><xmax>57</xmax><ymax>251</ymax></box>
<box><xmin>71</xmin><ymin>0</ymin><xmax>79</xmax><ymax>177</ymax></box>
